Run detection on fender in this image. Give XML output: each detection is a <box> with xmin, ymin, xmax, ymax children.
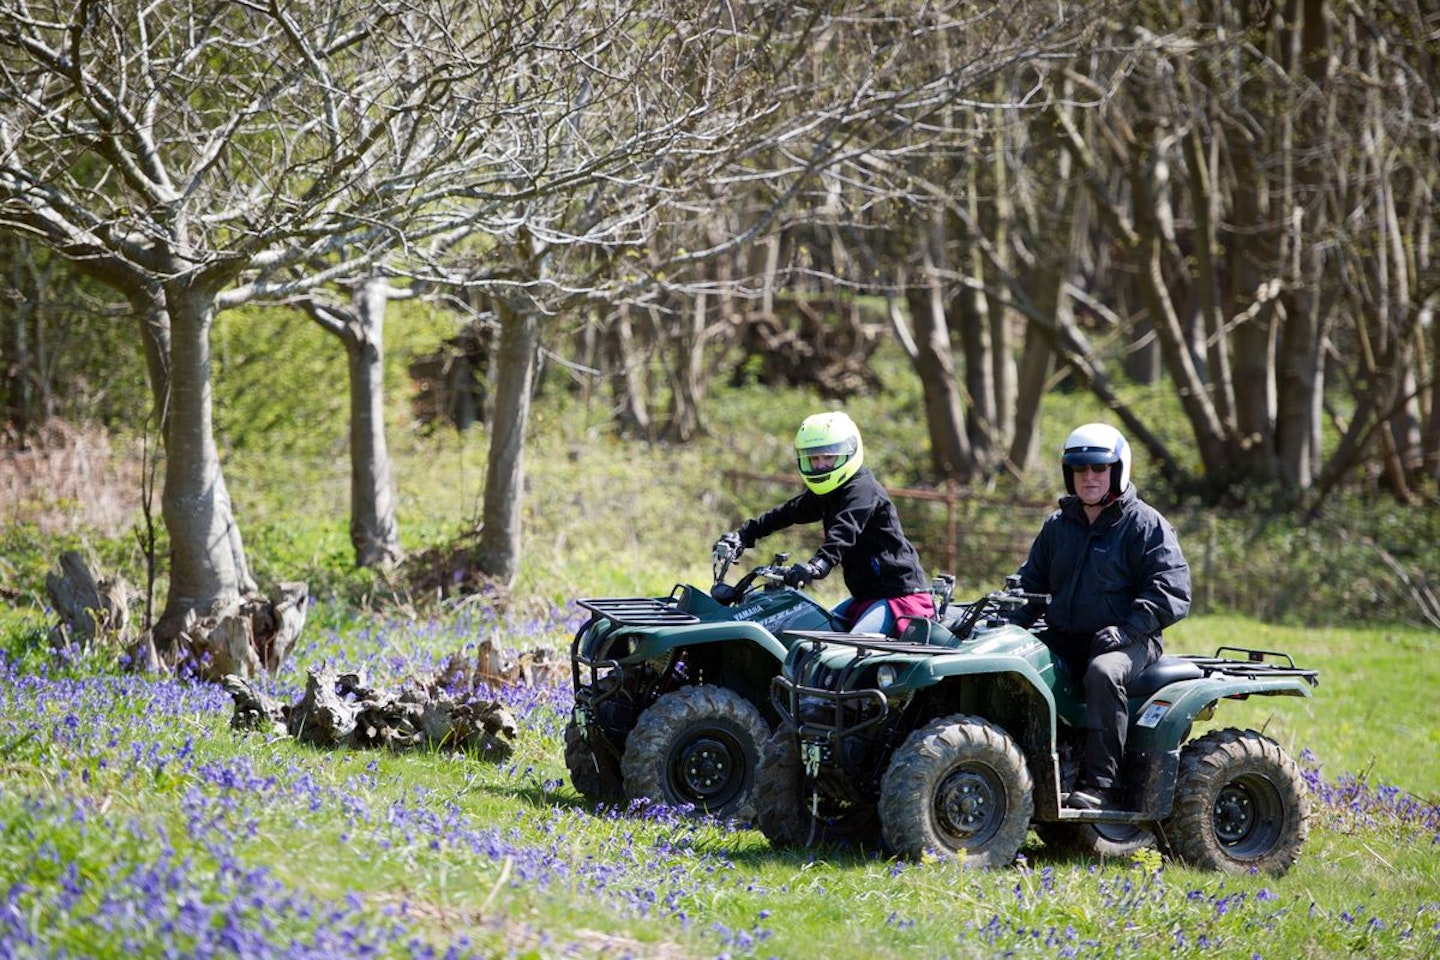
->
<box><xmin>921</xmin><ymin>649</ymin><xmax>1064</xmax><ymax>747</ymax></box>
<box><xmin>620</xmin><ymin>620</ymin><xmax>792</xmax><ymax>663</ymax></box>
<box><xmin>1128</xmin><ymin>675</ymin><xmax>1317</xmax><ymax>754</ymax></box>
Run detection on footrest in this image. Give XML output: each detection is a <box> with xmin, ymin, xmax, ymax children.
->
<box><xmin>1052</xmin><ymin>808</ymin><xmax>1154</xmax><ymax>825</ymax></box>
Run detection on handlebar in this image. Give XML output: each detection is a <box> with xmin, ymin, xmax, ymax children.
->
<box><xmin>710</xmin><ymin>550</ymin><xmax>797</xmax><ymax>606</ymax></box>
<box><xmin>944</xmin><ymin>582</ymin><xmax>1051</xmax><ymax>639</ymax></box>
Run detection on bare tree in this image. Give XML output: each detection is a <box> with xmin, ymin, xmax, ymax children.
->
<box><xmin>417</xmin><ymin>2</ymin><xmax>1118</xmax><ymax>577</ymax></box>
<box><xmin>0</xmin><ymin>0</ymin><xmax>744</xmax><ymax>632</ymax></box>
<box><xmin>689</xmin><ymin>3</ymin><xmax>1134</xmax><ymax>483</ymax></box>
<box><xmin>966</xmin><ymin>0</ymin><xmax>1440</xmax><ymax>504</ymax></box>
<box><xmin>296</xmin><ymin>279</ymin><xmax>406</xmax><ymax>569</ymax></box>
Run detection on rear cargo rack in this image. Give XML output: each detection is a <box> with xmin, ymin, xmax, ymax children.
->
<box><xmin>1184</xmin><ymin>647</ymin><xmax>1320</xmax><ymax>686</ymax></box>
<box><xmin>577</xmin><ymin>596</ymin><xmax>700</xmax><ymax>627</ymax></box>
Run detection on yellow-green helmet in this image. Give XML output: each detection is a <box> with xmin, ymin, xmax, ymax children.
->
<box><xmin>795</xmin><ymin>411</ymin><xmax>864</xmax><ymax>495</ymax></box>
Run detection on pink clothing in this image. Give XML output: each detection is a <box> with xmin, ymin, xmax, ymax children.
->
<box><xmin>840</xmin><ymin>592</ymin><xmax>937</xmax><ymax>636</ymax></box>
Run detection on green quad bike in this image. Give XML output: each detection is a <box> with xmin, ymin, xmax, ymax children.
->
<box><xmin>566</xmin><ymin>544</ymin><xmax>844</xmax><ymax>821</ymax></box>
<box><xmin>759</xmin><ymin>578</ymin><xmax>1320</xmax><ymax>875</ymax></box>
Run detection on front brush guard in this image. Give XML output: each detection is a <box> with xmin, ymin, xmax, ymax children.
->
<box><xmin>570</xmin><ymin>595</ymin><xmax>700</xmax><ymax>757</ymax></box>
<box><xmin>772</xmin><ymin>673</ymin><xmax>890</xmax><ymax>773</ymax></box>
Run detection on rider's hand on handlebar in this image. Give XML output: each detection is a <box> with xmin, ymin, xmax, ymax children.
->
<box><xmin>782</xmin><ymin>560</ymin><xmax>825</xmax><ymax>587</ymax></box>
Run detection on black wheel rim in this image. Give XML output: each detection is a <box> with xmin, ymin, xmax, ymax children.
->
<box><xmin>1212</xmin><ymin>773</ymin><xmax>1284</xmax><ymax>858</ymax></box>
<box><xmin>934</xmin><ymin>764</ymin><xmax>1004</xmax><ymax>848</ymax></box>
<box><xmin>669</xmin><ymin>729</ymin><xmax>746</xmax><ymax>808</ymax></box>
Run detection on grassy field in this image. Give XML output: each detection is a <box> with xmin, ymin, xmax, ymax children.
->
<box><xmin>1</xmin><ymin>607</ymin><xmax>1437</xmax><ymax>959</ymax></box>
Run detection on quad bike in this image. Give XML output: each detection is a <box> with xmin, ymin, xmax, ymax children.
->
<box><xmin>759</xmin><ymin>578</ymin><xmax>1320</xmax><ymax>876</ymax></box>
<box><xmin>566</xmin><ymin>544</ymin><xmax>842</xmax><ymax>821</ymax></box>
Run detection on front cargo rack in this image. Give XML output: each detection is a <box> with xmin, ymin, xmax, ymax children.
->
<box><xmin>577</xmin><ymin>596</ymin><xmax>700</xmax><ymax>627</ymax></box>
<box><xmin>784</xmin><ymin>628</ymin><xmax>944</xmax><ymax>657</ymax></box>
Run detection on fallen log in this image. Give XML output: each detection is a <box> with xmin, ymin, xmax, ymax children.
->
<box><xmin>224</xmin><ymin>665</ymin><xmax>520</xmax><ymax>761</ymax></box>
<box><xmin>42</xmin><ymin>552</ymin><xmax>309</xmax><ymax>680</ymax></box>
<box><xmin>169</xmin><ymin>581</ymin><xmax>310</xmax><ymax>681</ymax></box>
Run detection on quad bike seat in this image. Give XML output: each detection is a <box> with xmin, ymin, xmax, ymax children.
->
<box><xmin>1051</xmin><ymin>652</ymin><xmax>1205</xmax><ymax>702</ymax></box>
<box><xmin>1128</xmin><ymin>654</ymin><xmax>1205</xmax><ymax>700</ymax></box>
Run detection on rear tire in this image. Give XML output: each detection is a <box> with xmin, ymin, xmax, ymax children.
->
<box><xmin>564</xmin><ymin>716</ymin><xmax>624</xmax><ymax>807</ymax></box>
<box><xmin>621</xmin><ymin>685</ymin><xmax>768</xmax><ymax>822</ymax></box>
<box><xmin>754</xmin><ymin>722</ymin><xmax>881</xmax><ymax>849</ymax></box>
<box><xmin>879</xmin><ymin>715</ymin><xmax>1033</xmax><ymax>867</ymax></box>
<box><xmin>1160</xmin><ymin>728</ymin><xmax>1307</xmax><ymax>876</ymax></box>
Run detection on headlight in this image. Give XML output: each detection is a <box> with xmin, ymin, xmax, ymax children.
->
<box><xmin>875</xmin><ymin>664</ymin><xmax>898</xmax><ymax>687</ymax></box>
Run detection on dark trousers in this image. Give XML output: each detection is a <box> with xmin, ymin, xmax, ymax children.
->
<box><xmin>1048</xmin><ymin>630</ymin><xmax>1169</xmax><ymax>788</ymax></box>
<box><xmin>1081</xmin><ymin>637</ymin><xmax>1161</xmax><ymax>788</ymax></box>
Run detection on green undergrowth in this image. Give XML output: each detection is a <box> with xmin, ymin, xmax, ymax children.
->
<box><xmin>2</xmin><ymin>307</ymin><xmax>1437</xmax><ymax>633</ymax></box>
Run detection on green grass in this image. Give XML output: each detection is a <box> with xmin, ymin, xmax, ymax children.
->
<box><xmin>1</xmin><ymin>611</ymin><xmax>1437</xmax><ymax>958</ymax></box>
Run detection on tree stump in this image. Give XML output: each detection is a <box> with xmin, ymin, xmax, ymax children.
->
<box><xmin>44</xmin><ymin>550</ymin><xmax>132</xmax><ymax>652</ymax></box>
<box><xmin>178</xmin><ymin>582</ymin><xmax>310</xmax><ymax>681</ymax></box>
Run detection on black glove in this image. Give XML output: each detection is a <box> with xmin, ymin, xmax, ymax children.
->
<box><xmin>714</xmin><ymin>531</ymin><xmax>744</xmax><ymax>559</ymax></box>
<box><xmin>782</xmin><ymin>560</ymin><xmax>823</xmax><ymax>587</ymax></box>
<box><xmin>1091</xmin><ymin>625</ymin><xmax>1131</xmax><ymax>656</ymax></box>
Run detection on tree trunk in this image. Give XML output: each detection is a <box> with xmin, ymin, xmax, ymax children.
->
<box><xmin>904</xmin><ymin>225</ymin><xmax>972</xmax><ymax>482</ymax></box>
<box><xmin>346</xmin><ymin>281</ymin><xmax>403</xmax><ymax>567</ymax></box>
<box><xmin>1010</xmin><ymin>328</ymin><xmax>1054</xmax><ymax>470</ymax></box>
<box><xmin>954</xmin><ymin>179</ymin><xmax>998</xmax><ymax>473</ymax></box>
<box><xmin>987</xmin><ymin>94</ymin><xmax>1017</xmax><ymax>451</ymax></box>
<box><xmin>608</xmin><ymin>305</ymin><xmax>652</xmax><ymax>438</ymax></box>
<box><xmin>1274</xmin><ymin>0</ymin><xmax>1333</xmax><ymax>492</ymax></box>
<box><xmin>1122</xmin><ymin>139</ymin><xmax>1229</xmax><ymax>475</ymax></box>
<box><xmin>1005</xmin><ymin>89</ymin><xmax>1081</xmax><ymax>475</ymax></box>
<box><xmin>300</xmin><ymin>281</ymin><xmax>404</xmax><ymax>568</ymax></box>
<box><xmin>475</xmin><ymin>296</ymin><xmax>539</xmax><ymax>585</ymax></box>
<box><xmin>1224</xmin><ymin>122</ymin><xmax>1282</xmax><ymax>484</ymax></box>
<box><xmin>1180</xmin><ymin>123</ymin><xmax>1235</xmax><ymax>434</ymax></box>
<box><xmin>1426</xmin><ymin>308</ymin><xmax>1439</xmax><ymax>486</ymax></box>
<box><xmin>154</xmin><ymin>280</ymin><xmax>255</xmax><ymax>646</ymax></box>
<box><xmin>665</xmin><ymin>291</ymin><xmax>705</xmax><ymax>442</ymax></box>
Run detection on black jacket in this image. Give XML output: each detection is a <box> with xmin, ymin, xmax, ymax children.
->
<box><xmin>737</xmin><ymin>466</ymin><xmax>929</xmax><ymax>601</ymax></box>
<box><xmin>1010</xmin><ymin>485</ymin><xmax>1191</xmax><ymax>661</ymax></box>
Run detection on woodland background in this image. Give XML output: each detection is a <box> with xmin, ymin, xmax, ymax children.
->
<box><xmin>1</xmin><ymin>0</ymin><xmax>1437</xmax><ymax>645</ymax></box>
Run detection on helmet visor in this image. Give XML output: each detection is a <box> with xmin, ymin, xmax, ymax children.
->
<box><xmin>1063</xmin><ymin>446</ymin><xmax>1119</xmax><ymax>467</ymax></box>
<box><xmin>797</xmin><ymin>437</ymin><xmax>857</xmax><ymax>477</ymax></box>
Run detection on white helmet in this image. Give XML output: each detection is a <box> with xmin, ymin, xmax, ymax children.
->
<box><xmin>1062</xmin><ymin>423</ymin><xmax>1131</xmax><ymax>503</ymax></box>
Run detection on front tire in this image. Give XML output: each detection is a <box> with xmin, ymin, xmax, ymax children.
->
<box><xmin>621</xmin><ymin>685</ymin><xmax>769</xmax><ymax>822</ymax></box>
<box><xmin>754</xmin><ymin>722</ymin><xmax>881</xmax><ymax>849</ymax></box>
<box><xmin>564</xmin><ymin>715</ymin><xmax>624</xmax><ymax>807</ymax></box>
<box><xmin>1160</xmin><ymin>728</ymin><xmax>1308</xmax><ymax>876</ymax></box>
<box><xmin>879</xmin><ymin>715</ymin><xmax>1034</xmax><ymax>867</ymax></box>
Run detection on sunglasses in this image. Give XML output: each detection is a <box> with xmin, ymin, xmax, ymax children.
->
<box><xmin>1073</xmin><ymin>463</ymin><xmax>1112</xmax><ymax>474</ymax></box>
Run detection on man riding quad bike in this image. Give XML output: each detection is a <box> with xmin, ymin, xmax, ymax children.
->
<box><xmin>758</xmin><ymin>581</ymin><xmax>1320</xmax><ymax>875</ymax></box>
<box><xmin>565</xmin><ymin>542</ymin><xmax>842</xmax><ymax>821</ymax></box>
